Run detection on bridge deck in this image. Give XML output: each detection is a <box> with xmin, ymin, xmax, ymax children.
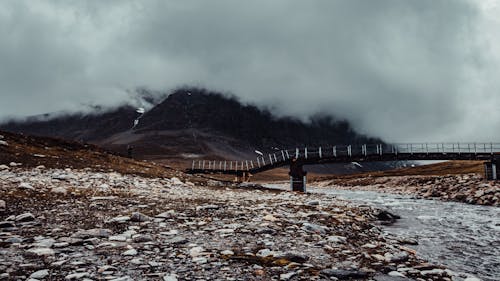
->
<box><xmin>187</xmin><ymin>143</ymin><xmax>500</xmax><ymax>175</ymax></box>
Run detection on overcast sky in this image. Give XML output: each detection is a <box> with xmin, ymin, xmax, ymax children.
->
<box><xmin>1</xmin><ymin>0</ymin><xmax>499</xmax><ymax>142</ymax></box>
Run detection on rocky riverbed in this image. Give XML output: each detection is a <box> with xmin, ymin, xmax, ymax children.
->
<box><xmin>316</xmin><ymin>174</ymin><xmax>499</xmax><ymax>206</ymax></box>
<box><xmin>0</xmin><ymin>167</ymin><xmax>457</xmax><ymax>280</ymax></box>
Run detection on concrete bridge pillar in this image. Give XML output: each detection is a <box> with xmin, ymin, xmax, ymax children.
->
<box><xmin>289</xmin><ymin>159</ymin><xmax>307</xmax><ymax>192</ymax></box>
<box><xmin>484</xmin><ymin>159</ymin><xmax>498</xmax><ymax>180</ymax></box>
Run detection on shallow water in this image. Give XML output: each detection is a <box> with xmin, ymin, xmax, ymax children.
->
<box><xmin>264</xmin><ymin>183</ymin><xmax>500</xmax><ymax>281</ymax></box>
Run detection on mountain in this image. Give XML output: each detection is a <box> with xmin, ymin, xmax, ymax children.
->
<box><xmin>1</xmin><ymin>87</ymin><xmax>382</xmax><ymax>166</ymax></box>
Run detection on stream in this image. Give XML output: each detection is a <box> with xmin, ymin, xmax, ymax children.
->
<box><xmin>264</xmin><ymin>183</ymin><xmax>500</xmax><ymax>281</ymax></box>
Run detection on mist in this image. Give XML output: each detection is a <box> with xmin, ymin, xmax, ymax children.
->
<box><xmin>1</xmin><ymin>0</ymin><xmax>499</xmax><ymax>142</ymax></box>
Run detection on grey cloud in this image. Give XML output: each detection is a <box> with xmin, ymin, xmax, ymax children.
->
<box><xmin>0</xmin><ymin>0</ymin><xmax>498</xmax><ymax>142</ymax></box>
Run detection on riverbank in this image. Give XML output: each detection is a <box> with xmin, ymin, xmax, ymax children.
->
<box><xmin>315</xmin><ymin>173</ymin><xmax>499</xmax><ymax>206</ymax></box>
<box><xmin>0</xmin><ymin>167</ymin><xmax>455</xmax><ymax>280</ymax></box>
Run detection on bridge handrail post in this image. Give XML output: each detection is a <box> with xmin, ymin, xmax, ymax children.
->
<box><xmin>295</xmin><ymin>148</ymin><xmax>299</xmax><ymax>158</ymax></box>
<box><xmin>285</xmin><ymin>150</ymin><xmax>290</xmax><ymax>159</ymax></box>
<box><xmin>379</xmin><ymin>144</ymin><xmax>383</xmax><ymax>155</ymax></box>
<box><xmin>319</xmin><ymin>147</ymin><xmax>322</xmax><ymax>158</ymax></box>
<box><xmin>491</xmin><ymin>142</ymin><xmax>494</xmax><ymax>155</ymax></box>
<box><xmin>250</xmin><ymin>160</ymin><xmax>254</xmax><ymax>169</ymax></box>
<box><xmin>273</xmin><ymin>154</ymin><xmax>278</xmax><ymax>163</ymax></box>
<box><xmin>305</xmin><ymin>147</ymin><xmax>308</xmax><ymax>159</ymax></box>
<box><xmin>281</xmin><ymin>150</ymin><xmax>286</xmax><ymax>161</ymax></box>
<box><xmin>348</xmin><ymin>145</ymin><xmax>352</xmax><ymax>157</ymax></box>
<box><xmin>246</xmin><ymin>160</ymin><xmax>249</xmax><ymax>170</ymax></box>
<box><xmin>224</xmin><ymin>161</ymin><xmax>227</xmax><ymax>171</ymax></box>
<box><xmin>457</xmin><ymin>143</ymin><xmax>460</xmax><ymax>155</ymax></box>
<box><xmin>192</xmin><ymin>160</ymin><xmax>195</xmax><ymax>170</ymax></box>
<box><xmin>474</xmin><ymin>143</ymin><xmax>477</xmax><ymax>155</ymax></box>
<box><xmin>202</xmin><ymin>160</ymin><xmax>205</xmax><ymax>170</ymax></box>
<box><xmin>256</xmin><ymin>157</ymin><xmax>260</xmax><ymax>167</ymax></box>
<box><xmin>269</xmin><ymin>154</ymin><xmax>273</xmax><ymax>165</ymax></box>
<box><xmin>333</xmin><ymin>146</ymin><xmax>337</xmax><ymax>157</ymax></box>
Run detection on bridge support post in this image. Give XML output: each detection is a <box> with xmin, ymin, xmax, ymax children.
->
<box><xmin>484</xmin><ymin>159</ymin><xmax>498</xmax><ymax>180</ymax></box>
<box><xmin>289</xmin><ymin>159</ymin><xmax>307</xmax><ymax>192</ymax></box>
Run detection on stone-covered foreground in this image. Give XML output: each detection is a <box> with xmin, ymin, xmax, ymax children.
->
<box><xmin>1</xmin><ymin>168</ymin><xmax>455</xmax><ymax>280</ymax></box>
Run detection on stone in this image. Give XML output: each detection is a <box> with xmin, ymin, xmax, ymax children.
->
<box><xmin>362</xmin><ymin>243</ymin><xmax>378</xmax><ymax>248</ymax></box>
<box><xmin>189</xmin><ymin>246</ymin><xmax>205</xmax><ymax>257</ymax></box>
<box><xmin>388</xmin><ymin>271</ymin><xmax>406</xmax><ymax>277</ymax></box>
<box><xmin>263</xmin><ymin>214</ymin><xmax>278</xmax><ymax>222</ymax></box>
<box><xmin>327</xmin><ymin>235</ymin><xmax>347</xmax><ymax>243</ymax></box>
<box><xmin>192</xmin><ymin>257</ymin><xmax>208</xmax><ymax>264</ymax></box>
<box><xmin>27</xmin><ymin>247</ymin><xmax>55</xmax><ymax>257</ymax></box>
<box><xmin>420</xmin><ymin>268</ymin><xmax>445</xmax><ymax>276</ymax></box>
<box><xmin>132</xmin><ymin>234</ymin><xmax>153</xmax><ymax>243</ymax></box>
<box><xmin>109</xmin><ymin>277</ymin><xmax>133</xmax><ymax>281</ymax></box>
<box><xmin>130</xmin><ymin>212</ymin><xmax>151</xmax><ymax>222</ymax></box>
<box><xmin>18</xmin><ymin>182</ymin><xmax>35</xmax><ymax>190</ymax></box>
<box><xmin>170</xmin><ymin>177</ymin><xmax>184</xmax><ymax>186</ymax></box>
<box><xmin>72</xmin><ymin>228</ymin><xmax>112</xmax><ymax>239</ymax></box>
<box><xmin>51</xmin><ymin>187</ymin><xmax>68</xmax><ymax>194</ymax></box>
<box><xmin>0</xmin><ymin>140</ymin><xmax>8</xmax><ymax>146</ymax></box>
<box><xmin>155</xmin><ymin>211</ymin><xmax>175</xmax><ymax>218</ymax></box>
<box><xmin>65</xmin><ymin>272</ymin><xmax>89</xmax><ymax>280</ymax></box>
<box><xmin>163</xmin><ymin>274</ymin><xmax>178</xmax><ymax>281</ymax></box>
<box><xmin>389</xmin><ymin>251</ymin><xmax>409</xmax><ymax>263</ymax></box>
<box><xmin>30</xmin><ymin>269</ymin><xmax>49</xmax><ymax>279</ymax></box>
<box><xmin>280</xmin><ymin>271</ymin><xmax>296</xmax><ymax>280</ymax></box>
<box><xmin>0</xmin><ymin>164</ymin><xmax>9</xmax><ymax>170</ymax></box>
<box><xmin>98</xmin><ymin>265</ymin><xmax>117</xmax><ymax>273</ymax></box>
<box><xmin>109</xmin><ymin>235</ymin><xmax>127</xmax><ymax>242</ymax></box>
<box><xmin>0</xmin><ymin>221</ymin><xmax>15</xmax><ymax>228</ymax></box>
<box><xmin>15</xmin><ymin>212</ymin><xmax>35</xmax><ymax>222</ymax></box>
<box><xmin>306</xmin><ymin>200</ymin><xmax>320</xmax><ymax>206</ymax></box>
<box><xmin>276</xmin><ymin>252</ymin><xmax>309</xmax><ymax>263</ymax></box>
<box><xmin>220</xmin><ymin>250</ymin><xmax>234</xmax><ymax>256</ymax></box>
<box><xmin>109</xmin><ymin>216</ymin><xmax>130</xmax><ymax>223</ymax></box>
<box><xmin>122</xmin><ymin>248</ymin><xmax>138</xmax><ymax>256</ymax></box>
<box><xmin>302</xmin><ymin>222</ymin><xmax>327</xmax><ymax>234</ymax></box>
<box><xmin>320</xmin><ymin>269</ymin><xmax>368</xmax><ymax>279</ymax></box>
<box><xmin>373</xmin><ymin>273</ymin><xmax>413</xmax><ymax>281</ymax></box>
<box><xmin>6</xmin><ymin>236</ymin><xmax>23</xmax><ymax>243</ymax></box>
<box><xmin>0</xmin><ymin>200</ymin><xmax>6</xmax><ymax>211</ymax></box>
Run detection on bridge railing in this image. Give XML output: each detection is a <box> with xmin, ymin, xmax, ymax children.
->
<box><xmin>190</xmin><ymin>143</ymin><xmax>500</xmax><ymax>172</ymax></box>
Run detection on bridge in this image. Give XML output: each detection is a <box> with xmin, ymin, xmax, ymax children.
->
<box><xmin>188</xmin><ymin>143</ymin><xmax>500</xmax><ymax>180</ymax></box>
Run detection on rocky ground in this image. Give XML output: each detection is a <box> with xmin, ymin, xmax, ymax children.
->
<box><xmin>315</xmin><ymin>174</ymin><xmax>499</xmax><ymax>206</ymax></box>
<box><xmin>0</xmin><ymin>166</ymin><xmax>460</xmax><ymax>281</ymax></box>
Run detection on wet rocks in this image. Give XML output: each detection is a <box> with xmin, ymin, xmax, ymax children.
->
<box><xmin>0</xmin><ymin>199</ymin><xmax>5</xmax><ymax>211</ymax></box>
<box><xmin>319</xmin><ymin>174</ymin><xmax>500</xmax><ymax>206</ymax></box>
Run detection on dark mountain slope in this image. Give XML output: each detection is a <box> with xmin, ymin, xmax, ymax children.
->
<box><xmin>1</xmin><ymin>87</ymin><xmax>382</xmax><ymax>162</ymax></box>
<box><xmin>136</xmin><ymin>88</ymin><xmax>380</xmax><ymax>148</ymax></box>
